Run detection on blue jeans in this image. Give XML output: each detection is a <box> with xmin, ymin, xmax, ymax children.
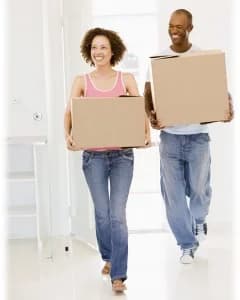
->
<box><xmin>82</xmin><ymin>149</ymin><xmax>134</xmax><ymax>281</ymax></box>
<box><xmin>159</xmin><ymin>131</ymin><xmax>212</xmax><ymax>249</ymax></box>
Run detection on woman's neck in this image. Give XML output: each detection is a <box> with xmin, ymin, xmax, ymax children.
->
<box><xmin>92</xmin><ymin>65</ymin><xmax>115</xmax><ymax>77</ymax></box>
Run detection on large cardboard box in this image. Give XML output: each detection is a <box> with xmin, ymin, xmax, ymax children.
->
<box><xmin>149</xmin><ymin>50</ymin><xmax>229</xmax><ymax>126</ymax></box>
<box><xmin>71</xmin><ymin>96</ymin><xmax>145</xmax><ymax>148</ymax></box>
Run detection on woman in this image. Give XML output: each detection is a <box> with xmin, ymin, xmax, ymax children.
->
<box><xmin>64</xmin><ymin>27</ymin><xmax>148</xmax><ymax>292</ymax></box>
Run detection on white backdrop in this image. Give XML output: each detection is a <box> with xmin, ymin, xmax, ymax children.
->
<box><xmin>7</xmin><ymin>0</ymin><xmax>48</xmax><ymax>137</ymax></box>
<box><xmin>6</xmin><ymin>0</ymin><xmax>237</xmax><ymax>238</ymax></box>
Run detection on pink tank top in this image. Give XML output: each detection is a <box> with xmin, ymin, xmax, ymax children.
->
<box><xmin>84</xmin><ymin>71</ymin><xmax>127</xmax><ymax>150</ymax></box>
<box><xmin>84</xmin><ymin>71</ymin><xmax>126</xmax><ymax>97</ymax></box>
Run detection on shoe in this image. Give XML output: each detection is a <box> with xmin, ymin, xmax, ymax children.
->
<box><xmin>112</xmin><ymin>279</ymin><xmax>126</xmax><ymax>293</ymax></box>
<box><xmin>101</xmin><ymin>262</ymin><xmax>111</xmax><ymax>275</ymax></box>
<box><xmin>180</xmin><ymin>246</ymin><xmax>198</xmax><ymax>264</ymax></box>
<box><xmin>195</xmin><ymin>222</ymin><xmax>207</xmax><ymax>242</ymax></box>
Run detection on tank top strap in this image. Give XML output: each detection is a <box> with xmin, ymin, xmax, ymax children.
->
<box><xmin>116</xmin><ymin>71</ymin><xmax>122</xmax><ymax>85</ymax></box>
<box><xmin>84</xmin><ymin>73</ymin><xmax>93</xmax><ymax>96</ymax></box>
<box><xmin>114</xmin><ymin>71</ymin><xmax>127</xmax><ymax>95</ymax></box>
<box><xmin>84</xmin><ymin>71</ymin><xmax>126</xmax><ymax>97</ymax></box>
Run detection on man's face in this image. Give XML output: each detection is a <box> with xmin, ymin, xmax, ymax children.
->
<box><xmin>168</xmin><ymin>13</ymin><xmax>192</xmax><ymax>46</ymax></box>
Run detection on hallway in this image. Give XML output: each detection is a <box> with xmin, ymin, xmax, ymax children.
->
<box><xmin>7</xmin><ymin>225</ymin><xmax>236</xmax><ymax>300</ymax></box>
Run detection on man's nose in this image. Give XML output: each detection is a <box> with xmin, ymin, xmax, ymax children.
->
<box><xmin>170</xmin><ymin>26</ymin><xmax>178</xmax><ymax>33</ymax></box>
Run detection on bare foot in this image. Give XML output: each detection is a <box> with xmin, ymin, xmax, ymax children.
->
<box><xmin>101</xmin><ymin>261</ymin><xmax>111</xmax><ymax>275</ymax></box>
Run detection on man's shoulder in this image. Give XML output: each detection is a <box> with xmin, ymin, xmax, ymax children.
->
<box><xmin>189</xmin><ymin>44</ymin><xmax>201</xmax><ymax>52</ymax></box>
<box><xmin>160</xmin><ymin>47</ymin><xmax>174</xmax><ymax>56</ymax></box>
<box><xmin>160</xmin><ymin>44</ymin><xmax>201</xmax><ymax>55</ymax></box>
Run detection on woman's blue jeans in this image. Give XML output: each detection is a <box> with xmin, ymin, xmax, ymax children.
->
<box><xmin>160</xmin><ymin>131</ymin><xmax>212</xmax><ymax>249</ymax></box>
<box><xmin>82</xmin><ymin>149</ymin><xmax>134</xmax><ymax>281</ymax></box>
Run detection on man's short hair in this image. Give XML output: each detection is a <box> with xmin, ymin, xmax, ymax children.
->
<box><xmin>173</xmin><ymin>9</ymin><xmax>193</xmax><ymax>25</ymax></box>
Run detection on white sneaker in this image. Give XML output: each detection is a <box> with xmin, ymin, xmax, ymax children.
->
<box><xmin>180</xmin><ymin>247</ymin><xmax>197</xmax><ymax>264</ymax></box>
<box><xmin>195</xmin><ymin>223</ymin><xmax>207</xmax><ymax>242</ymax></box>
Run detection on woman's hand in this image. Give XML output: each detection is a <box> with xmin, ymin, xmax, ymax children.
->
<box><xmin>65</xmin><ymin>134</ymin><xmax>78</xmax><ymax>151</ymax></box>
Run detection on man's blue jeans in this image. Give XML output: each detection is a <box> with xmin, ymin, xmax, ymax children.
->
<box><xmin>82</xmin><ymin>149</ymin><xmax>134</xmax><ymax>281</ymax></box>
<box><xmin>159</xmin><ymin>131</ymin><xmax>212</xmax><ymax>249</ymax></box>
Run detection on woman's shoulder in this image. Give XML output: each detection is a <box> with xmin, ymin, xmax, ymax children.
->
<box><xmin>72</xmin><ymin>74</ymin><xmax>86</xmax><ymax>87</ymax></box>
<box><xmin>121</xmin><ymin>71</ymin><xmax>135</xmax><ymax>78</ymax></box>
<box><xmin>121</xmin><ymin>71</ymin><xmax>139</xmax><ymax>95</ymax></box>
<box><xmin>74</xmin><ymin>74</ymin><xmax>85</xmax><ymax>82</ymax></box>
<box><xmin>70</xmin><ymin>74</ymin><xmax>86</xmax><ymax>95</ymax></box>
<box><xmin>121</xmin><ymin>72</ymin><xmax>136</xmax><ymax>83</ymax></box>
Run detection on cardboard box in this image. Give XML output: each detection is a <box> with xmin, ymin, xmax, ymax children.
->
<box><xmin>149</xmin><ymin>50</ymin><xmax>229</xmax><ymax>126</ymax></box>
<box><xmin>71</xmin><ymin>96</ymin><xmax>146</xmax><ymax>148</ymax></box>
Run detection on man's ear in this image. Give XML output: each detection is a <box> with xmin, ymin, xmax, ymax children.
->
<box><xmin>188</xmin><ymin>24</ymin><xmax>193</xmax><ymax>32</ymax></box>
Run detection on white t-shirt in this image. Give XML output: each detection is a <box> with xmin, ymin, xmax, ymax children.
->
<box><xmin>147</xmin><ymin>44</ymin><xmax>208</xmax><ymax>135</ymax></box>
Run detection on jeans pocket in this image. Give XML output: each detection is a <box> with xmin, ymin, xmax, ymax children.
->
<box><xmin>195</xmin><ymin>133</ymin><xmax>210</xmax><ymax>143</ymax></box>
<box><xmin>82</xmin><ymin>152</ymin><xmax>93</xmax><ymax>168</ymax></box>
<box><xmin>121</xmin><ymin>149</ymin><xmax>134</xmax><ymax>161</ymax></box>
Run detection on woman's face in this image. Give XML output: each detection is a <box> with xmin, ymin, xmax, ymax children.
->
<box><xmin>90</xmin><ymin>35</ymin><xmax>113</xmax><ymax>67</ymax></box>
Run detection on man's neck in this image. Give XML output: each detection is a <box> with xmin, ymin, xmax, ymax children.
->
<box><xmin>170</xmin><ymin>42</ymin><xmax>192</xmax><ymax>53</ymax></box>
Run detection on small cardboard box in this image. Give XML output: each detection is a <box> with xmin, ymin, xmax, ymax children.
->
<box><xmin>149</xmin><ymin>50</ymin><xmax>229</xmax><ymax>126</ymax></box>
<box><xmin>71</xmin><ymin>96</ymin><xmax>145</xmax><ymax>148</ymax></box>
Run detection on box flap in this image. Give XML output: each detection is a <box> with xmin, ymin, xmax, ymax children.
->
<box><xmin>150</xmin><ymin>55</ymin><xmax>178</xmax><ymax>59</ymax></box>
<box><xmin>180</xmin><ymin>49</ymin><xmax>223</xmax><ymax>57</ymax></box>
<box><xmin>150</xmin><ymin>49</ymin><xmax>223</xmax><ymax>60</ymax></box>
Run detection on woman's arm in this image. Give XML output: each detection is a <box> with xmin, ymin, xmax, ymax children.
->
<box><xmin>64</xmin><ymin>75</ymin><xmax>84</xmax><ymax>150</ymax></box>
<box><xmin>123</xmin><ymin>72</ymin><xmax>139</xmax><ymax>96</ymax></box>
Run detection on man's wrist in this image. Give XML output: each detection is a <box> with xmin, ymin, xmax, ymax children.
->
<box><xmin>65</xmin><ymin>132</ymin><xmax>70</xmax><ymax>139</ymax></box>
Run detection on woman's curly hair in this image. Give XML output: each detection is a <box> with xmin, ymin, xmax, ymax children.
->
<box><xmin>80</xmin><ymin>27</ymin><xmax>126</xmax><ymax>66</ymax></box>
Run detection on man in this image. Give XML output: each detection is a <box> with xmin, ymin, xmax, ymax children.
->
<box><xmin>144</xmin><ymin>9</ymin><xmax>234</xmax><ymax>264</ymax></box>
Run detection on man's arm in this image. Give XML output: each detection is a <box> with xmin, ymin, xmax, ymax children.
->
<box><xmin>144</xmin><ymin>81</ymin><xmax>165</xmax><ymax>129</ymax></box>
<box><xmin>144</xmin><ymin>81</ymin><xmax>154</xmax><ymax>117</ymax></box>
<box><xmin>201</xmin><ymin>93</ymin><xmax>235</xmax><ymax>124</ymax></box>
<box><xmin>224</xmin><ymin>92</ymin><xmax>234</xmax><ymax>122</ymax></box>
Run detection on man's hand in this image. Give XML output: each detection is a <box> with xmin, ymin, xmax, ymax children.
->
<box><xmin>150</xmin><ymin>110</ymin><xmax>165</xmax><ymax>129</ymax></box>
<box><xmin>224</xmin><ymin>93</ymin><xmax>234</xmax><ymax>122</ymax></box>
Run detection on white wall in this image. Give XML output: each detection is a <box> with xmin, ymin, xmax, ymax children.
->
<box><xmin>7</xmin><ymin>0</ymin><xmax>70</xmax><ymax>238</ymax></box>
<box><xmin>7</xmin><ymin>0</ymin><xmax>48</xmax><ymax>137</ymax></box>
<box><xmin>63</xmin><ymin>0</ymin><xmax>92</xmax><ymax>91</ymax></box>
<box><xmin>232</xmin><ymin>1</ymin><xmax>240</xmax><ymax>297</ymax></box>
<box><xmin>41</xmin><ymin>0</ymin><xmax>70</xmax><ymax>237</ymax></box>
